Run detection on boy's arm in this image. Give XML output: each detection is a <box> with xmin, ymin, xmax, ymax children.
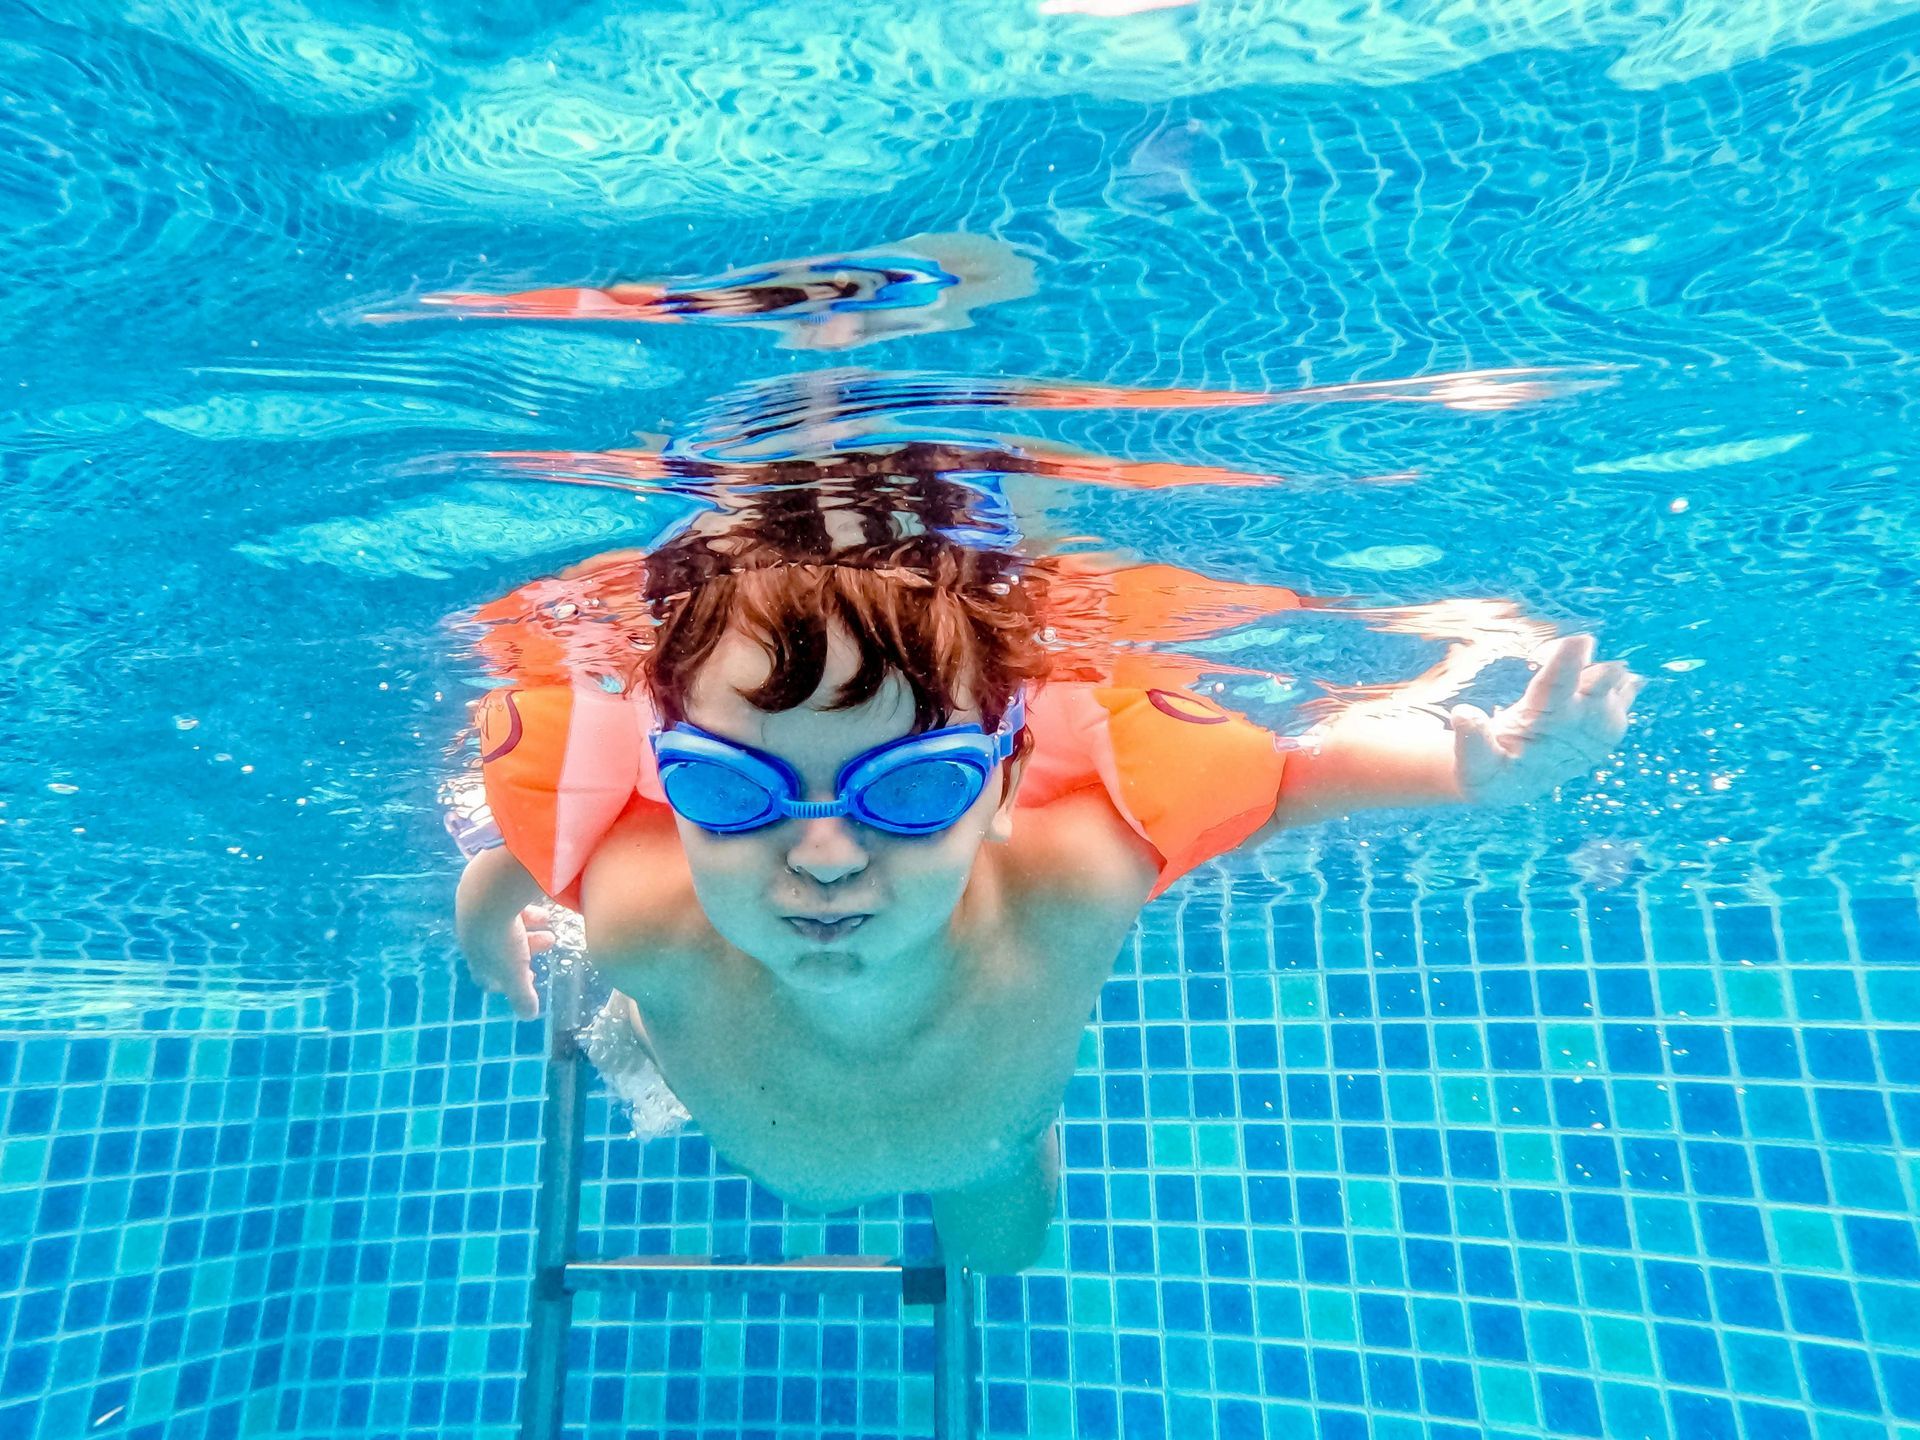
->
<box><xmin>1256</xmin><ymin>635</ymin><xmax>1644</xmax><ymax>840</ymax></box>
<box><xmin>454</xmin><ymin>846</ymin><xmax>552</xmax><ymax>1019</ymax></box>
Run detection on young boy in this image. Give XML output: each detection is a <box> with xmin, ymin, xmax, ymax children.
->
<box><xmin>454</xmin><ymin>485</ymin><xmax>1641</xmax><ymax>1273</ymax></box>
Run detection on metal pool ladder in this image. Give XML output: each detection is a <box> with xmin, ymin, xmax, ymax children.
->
<box><xmin>518</xmin><ymin>963</ymin><xmax>980</xmax><ymax>1439</ymax></box>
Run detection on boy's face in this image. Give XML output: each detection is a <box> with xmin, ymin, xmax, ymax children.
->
<box><xmin>671</xmin><ymin>624</ymin><xmax>1018</xmax><ymax>996</ymax></box>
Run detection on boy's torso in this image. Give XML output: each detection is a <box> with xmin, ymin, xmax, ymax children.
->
<box><xmin>592</xmin><ymin>789</ymin><xmax>1158</xmax><ymax>1211</ymax></box>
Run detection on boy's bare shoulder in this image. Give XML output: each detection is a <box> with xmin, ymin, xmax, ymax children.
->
<box><xmin>578</xmin><ymin>803</ymin><xmax>714</xmax><ymax>1017</ymax></box>
<box><xmin>1002</xmin><ymin>784</ymin><xmax>1161</xmax><ymax>921</ymax></box>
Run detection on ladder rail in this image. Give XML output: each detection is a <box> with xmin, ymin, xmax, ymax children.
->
<box><xmin>518</xmin><ymin>963</ymin><xmax>978</xmax><ymax>1439</ymax></box>
<box><xmin>518</xmin><ymin>959</ymin><xmax>587</xmax><ymax>1440</ymax></box>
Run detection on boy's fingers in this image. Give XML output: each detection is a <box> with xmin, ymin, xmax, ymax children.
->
<box><xmin>528</xmin><ymin>933</ymin><xmax>556</xmax><ymax>956</ymax></box>
<box><xmin>507</xmin><ymin>978</ymin><xmax>540</xmax><ymax>1020</ymax></box>
<box><xmin>1450</xmin><ymin>705</ymin><xmax>1502</xmax><ymax>776</ymax></box>
<box><xmin>1531</xmin><ymin>636</ymin><xmax>1592</xmax><ymax>711</ymax></box>
<box><xmin>1576</xmin><ymin>660</ymin><xmax>1629</xmax><ymax>698</ymax></box>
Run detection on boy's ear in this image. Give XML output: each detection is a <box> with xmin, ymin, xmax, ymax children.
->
<box><xmin>986</xmin><ymin>749</ymin><xmax>1029</xmax><ymax>844</ymax></box>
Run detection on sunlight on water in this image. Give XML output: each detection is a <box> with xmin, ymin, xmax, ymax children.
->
<box><xmin>2</xmin><ymin>0</ymin><xmax>1918</xmax><ymax>1011</ymax></box>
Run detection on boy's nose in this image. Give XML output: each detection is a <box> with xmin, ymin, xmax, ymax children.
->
<box><xmin>785</xmin><ymin>817</ymin><xmax>869</xmax><ymax>885</ymax></box>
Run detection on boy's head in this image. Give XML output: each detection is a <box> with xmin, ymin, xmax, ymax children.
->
<box><xmin>638</xmin><ymin>481</ymin><xmax>1049</xmax><ymax>993</ymax></box>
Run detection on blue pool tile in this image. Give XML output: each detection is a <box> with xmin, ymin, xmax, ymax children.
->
<box><xmin>1570</xmin><ymin>1193</ymin><xmax>1631</xmax><ymax>1248</ymax></box>
<box><xmin>1405</xmin><ymin>1239</ymin><xmax>1458</xmax><ymax>1291</ymax></box>
<box><xmin>1076</xmin><ymin>1387</ymin><xmax>1119</xmax><ymax>1440</ymax></box>
<box><xmin>1480</xmin><ymin>971</ymin><xmax>1533</xmax><ymax>1016</ymax></box>
<box><xmin>1601</xmin><ymin>1380</ymin><xmax>1669</xmax><ymax>1440</ymax></box>
<box><xmin>1829</xmin><ymin>1150</ymin><xmax>1904</xmax><ymax>1210</ymax></box>
<box><xmin>1510</xmin><ymin>1189</ymin><xmax>1568</xmax><ymax>1242</ymax></box>
<box><xmin>1374</xmin><ymin>973</ymin><xmax>1423</xmax><ymax>1016</ymax></box>
<box><xmin>1802</xmin><ymin>1028</ymin><xmax>1875</xmax><ymax>1081</ymax></box>
<box><xmin>1459</xmin><ymin>1244</ymin><xmax>1516</xmax><ymax>1299</ymax></box>
<box><xmin>1881</xmin><ymin>1352</ymin><xmax>1920</xmax><ymax>1421</ymax></box>
<box><xmin>1365</xmin><ymin>1353</ymin><xmax>1419</xmax><ymax>1411</ymax></box>
<box><xmin>1560</xmin><ymin>1134</ymin><xmax>1622</xmax><ymax>1187</ymax></box>
<box><xmin>1665</xmin><ymin>1024</ymin><xmax>1731</xmax><ymax>1074</ymax></box>
<box><xmin>1301</xmin><ymin>1232</ymin><xmax>1349</xmax><ymax>1284</ymax></box>
<box><xmin>1336</xmin><ymin>1074</ymin><xmax>1384</xmax><ymax>1120</ymax></box>
<box><xmin>1756</xmin><ymin>1145</ymin><xmax>1829</xmax><ymax>1204</ymax></box>
<box><xmin>1486</xmin><ymin>1023</ymin><xmax>1541</xmax><ymax>1069</ymax></box>
<box><xmin>1357</xmin><ymin>1293</ymin><xmax>1411</xmax><ymax>1348</ymax></box>
<box><xmin>1597</xmin><ymin>968</ymin><xmax>1656</xmax><ymax>1016</ymax></box>
<box><xmin>1371</xmin><ymin>912</ymin><xmax>1417</xmax><ymax>968</ymax></box>
<box><xmin>1587</xmin><ymin>900</ymin><xmax>1649</xmax><ymax>965</ymax></box>
<box><xmin>1121</xmin><ymin>1383</ymin><xmax>1165</xmax><ymax>1439</ymax></box>
<box><xmin>1644</xmin><ymin>1260</ymin><xmax>1711</xmax><ymax>1321</ymax></box>
<box><xmin>1242</xmin><ymin>1125</ymin><xmax>1287</xmax><ymax>1172</ymax></box>
<box><xmin>1540</xmin><ymin>1374</ymin><xmax>1603</xmax><ymax>1437</ymax></box>
<box><xmin>1445</xmin><ymin>1130</ymin><xmax>1498</xmax><ymax>1181</ymax></box>
<box><xmin>1710</xmin><ymin>1266</ymin><xmax>1785</xmax><ymax>1329</ymax></box>
<box><xmin>1390</xmin><ymin>1127</ymin><xmax>1441</xmax><ymax>1176</ymax></box>
<box><xmin>1287</xmin><ymin>1074</ymin><xmax>1332</xmax><ymax>1119</ymax></box>
<box><xmin>1538</xmin><ymin>970</ymin><xmax>1593</xmax><ymax>1015</ymax></box>
<box><xmin>1813</xmin><ymin>1088</ymin><xmax>1891</xmax><ymax>1145</ymax></box>
<box><xmin>1889</xmin><ymin>1090</ymin><xmax>1920</xmax><ymax>1152</ymax></box>
<box><xmin>1782</xmin><ymin>1276</ymin><xmax>1862</xmax><ymax>1341</ymax></box>
<box><xmin>1655</xmin><ymin>1322</ymin><xmax>1726</xmax><ymax>1387</ymax></box>
<box><xmin>1745</xmin><ymin>1085</ymin><xmax>1816</xmax><ymax>1140</ymax></box>
<box><xmin>1528</xmin><ymin>1308</ymin><xmax>1588</xmax><ymax>1367</ymax></box>
<box><xmin>1398</xmin><ymin>1184</ymin><xmax>1450</xmax><ymax>1234</ymax></box>
<box><xmin>1330</xmin><ymin>1025</ymin><xmax>1377</xmax><ymax>1068</ymax></box>
<box><xmin>1468</xmin><ymin>1301</ymin><xmax>1525</xmax><ymax>1360</ymax></box>
<box><xmin>1799</xmin><ymin>1342</ymin><xmax>1880</xmax><ymax>1413</ymax></box>
<box><xmin>1312</xmin><ymin>1348</ymin><xmax>1363</xmax><ymax>1405</ymax></box>
<box><xmin>1677</xmin><ymin>1082</ymin><xmax>1746</xmax><ymax>1135</ymax></box>
<box><xmin>1428</xmin><ymin>972</ymin><xmax>1479</xmax><ymax>1015</ymax></box>
<box><xmin>1851</xmin><ymin>895</ymin><xmax>1920</xmax><ymax>960</ymax></box>
<box><xmin>1792</xmin><ymin>971</ymin><xmax>1862</xmax><ymax>1021</ymax></box>
<box><xmin>1841</xmin><ymin>1215</ymin><xmax>1920</xmax><ymax>1279</ymax></box>
<box><xmin>1732</xmin><ymin>1026</ymin><xmax>1801</xmax><ymax>1078</ymax></box>
<box><xmin>1668</xmin><ymin>1391</ymin><xmax>1739</xmax><ymax>1440</ymax></box>
<box><xmin>1261</xmin><ymin>1345</ymin><xmax>1310</xmax><ymax>1399</ymax></box>
<box><xmin>1552</xmin><ymin>1077</ymin><xmax>1610</xmax><ymax>1128</ymax></box>
<box><xmin>1713</xmin><ymin>906</ymin><xmax>1779</xmax><ymax>965</ymax></box>
<box><xmin>1380</xmin><ymin>1024</ymin><xmax>1430</xmax><ymax>1068</ymax></box>
<box><xmin>1605</xmin><ymin>1023</ymin><xmax>1664</xmax><ymax>1072</ymax></box>
<box><xmin>1495</xmin><ymin>1076</ymin><xmax>1549</xmax><ymax>1124</ymax></box>
<box><xmin>1738</xmin><ymin>1401</ymin><xmax>1813</xmax><ymax>1440</ymax></box>
<box><xmin>1418</xmin><ymin>1358</ymin><xmax>1478</xmax><ymax>1419</ymax></box>
<box><xmin>1684</xmin><ymin>1141</ymin><xmax>1754</xmax><ymax>1197</ymax></box>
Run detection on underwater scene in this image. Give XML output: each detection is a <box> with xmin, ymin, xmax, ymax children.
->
<box><xmin>4</xmin><ymin>1</ymin><xmax>1920</xmax><ymax>1437</ymax></box>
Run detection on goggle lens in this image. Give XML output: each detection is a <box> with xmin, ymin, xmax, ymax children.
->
<box><xmin>659</xmin><ymin>760</ymin><xmax>779</xmax><ymax>831</ymax></box>
<box><xmin>855</xmin><ymin>758</ymin><xmax>985</xmax><ymax>832</ymax></box>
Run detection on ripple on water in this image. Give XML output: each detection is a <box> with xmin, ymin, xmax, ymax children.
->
<box><xmin>143</xmin><ymin>391</ymin><xmax>554</xmax><ymax>441</ymax></box>
<box><xmin>325</xmin><ymin>0</ymin><xmax>1920</xmax><ymax>217</ymax></box>
<box><xmin>1573</xmin><ymin>432</ymin><xmax>1810</xmax><ymax>474</ymax></box>
<box><xmin>117</xmin><ymin>0</ymin><xmax>429</xmax><ymax>115</ymax></box>
<box><xmin>233</xmin><ymin>481</ymin><xmax>687</xmax><ymax>580</ymax></box>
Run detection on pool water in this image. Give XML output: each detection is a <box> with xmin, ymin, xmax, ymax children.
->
<box><xmin>5</xmin><ymin>2</ymin><xmax>1920</xmax><ymax>1437</ymax></box>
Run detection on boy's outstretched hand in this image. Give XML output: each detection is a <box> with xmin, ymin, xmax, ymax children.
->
<box><xmin>1450</xmin><ymin>635</ymin><xmax>1645</xmax><ymax>807</ymax></box>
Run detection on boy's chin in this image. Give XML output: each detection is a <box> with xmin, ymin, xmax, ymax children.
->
<box><xmin>780</xmin><ymin>949</ymin><xmax>867</xmax><ymax>990</ymax></box>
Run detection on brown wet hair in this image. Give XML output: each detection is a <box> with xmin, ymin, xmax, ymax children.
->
<box><xmin>639</xmin><ymin>473</ymin><xmax>1050</xmax><ymax>754</ymax></box>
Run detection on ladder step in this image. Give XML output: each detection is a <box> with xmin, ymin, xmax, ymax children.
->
<box><xmin>565</xmin><ymin>1255</ymin><xmax>947</xmax><ymax>1303</ymax></box>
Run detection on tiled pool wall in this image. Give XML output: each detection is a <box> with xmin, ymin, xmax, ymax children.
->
<box><xmin>4</xmin><ymin>877</ymin><xmax>1920</xmax><ymax>1440</ymax></box>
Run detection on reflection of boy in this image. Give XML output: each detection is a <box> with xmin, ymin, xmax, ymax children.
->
<box><xmin>454</xmin><ymin>501</ymin><xmax>1642</xmax><ymax>1273</ymax></box>
<box><xmin>417</xmin><ymin>231</ymin><xmax>1035</xmax><ymax>352</ymax></box>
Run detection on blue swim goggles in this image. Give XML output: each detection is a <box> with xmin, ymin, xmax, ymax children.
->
<box><xmin>651</xmin><ymin>692</ymin><xmax>1026</xmax><ymax>836</ymax></box>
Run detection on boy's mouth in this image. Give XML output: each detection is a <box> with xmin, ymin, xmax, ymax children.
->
<box><xmin>784</xmin><ymin>914</ymin><xmax>870</xmax><ymax>943</ymax></box>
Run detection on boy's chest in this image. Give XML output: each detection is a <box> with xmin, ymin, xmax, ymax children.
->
<box><xmin>635</xmin><ymin>937</ymin><xmax>1101</xmax><ymax>1211</ymax></box>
